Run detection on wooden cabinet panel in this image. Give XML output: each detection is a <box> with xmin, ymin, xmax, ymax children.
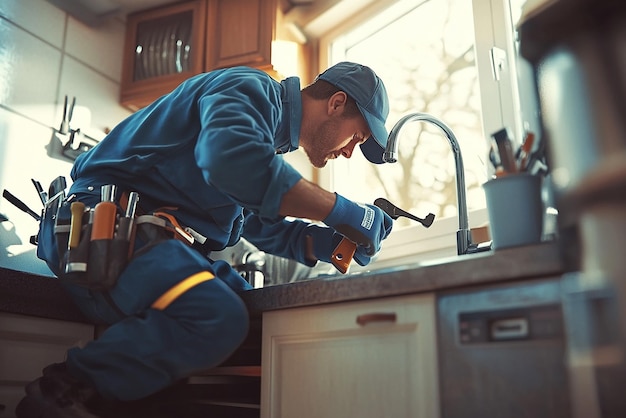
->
<box><xmin>120</xmin><ymin>0</ymin><xmax>207</xmax><ymax>111</ymax></box>
<box><xmin>120</xmin><ymin>0</ymin><xmax>277</xmax><ymax>110</ymax></box>
<box><xmin>206</xmin><ymin>0</ymin><xmax>275</xmax><ymax>70</ymax></box>
<box><xmin>260</xmin><ymin>294</ymin><xmax>440</xmax><ymax>418</ymax></box>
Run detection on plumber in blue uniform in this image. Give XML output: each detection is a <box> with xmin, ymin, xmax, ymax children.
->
<box><xmin>17</xmin><ymin>61</ymin><xmax>393</xmax><ymax>417</ymax></box>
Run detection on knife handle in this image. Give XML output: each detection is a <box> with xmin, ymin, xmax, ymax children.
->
<box><xmin>331</xmin><ymin>237</ymin><xmax>357</xmax><ymax>274</ymax></box>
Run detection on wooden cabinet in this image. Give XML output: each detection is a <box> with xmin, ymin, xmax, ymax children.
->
<box><xmin>121</xmin><ymin>0</ymin><xmax>277</xmax><ymax>111</ymax></box>
<box><xmin>260</xmin><ymin>294</ymin><xmax>440</xmax><ymax>418</ymax></box>
<box><xmin>205</xmin><ymin>0</ymin><xmax>275</xmax><ymax>70</ymax></box>
<box><xmin>121</xmin><ymin>0</ymin><xmax>207</xmax><ymax>110</ymax></box>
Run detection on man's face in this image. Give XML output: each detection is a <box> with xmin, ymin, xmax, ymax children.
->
<box><xmin>303</xmin><ymin>114</ymin><xmax>370</xmax><ymax>168</ymax></box>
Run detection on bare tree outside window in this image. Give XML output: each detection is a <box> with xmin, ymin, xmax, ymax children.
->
<box><xmin>330</xmin><ymin>0</ymin><xmax>487</xmax><ymax>228</ymax></box>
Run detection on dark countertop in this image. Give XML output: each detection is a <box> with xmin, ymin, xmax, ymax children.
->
<box><xmin>0</xmin><ymin>266</ymin><xmax>91</xmax><ymax>323</ymax></box>
<box><xmin>240</xmin><ymin>241</ymin><xmax>565</xmax><ymax>314</ymax></box>
<box><xmin>0</xmin><ymin>242</ymin><xmax>565</xmax><ymax>322</ymax></box>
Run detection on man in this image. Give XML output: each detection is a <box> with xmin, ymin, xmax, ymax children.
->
<box><xmin>17</xmin><ymin>61</ymin><xmax>393</xmax><ymax>417</ymax></box>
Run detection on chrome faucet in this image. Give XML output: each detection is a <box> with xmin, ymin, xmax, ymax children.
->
<box><xmin>384</xmin><ymin>112</ymin><xmax>486</xmax><ymax>255</ymax></box>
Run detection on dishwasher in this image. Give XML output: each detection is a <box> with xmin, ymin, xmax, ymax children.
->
<box><xmin>437</xmin><ymin>277</ymin><xmax>570</xmax><ymax>418</ymax></box>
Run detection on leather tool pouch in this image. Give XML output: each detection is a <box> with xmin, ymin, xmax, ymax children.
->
<box><xmin>54</xmin><ymin>203</ymin><xmax>202</xmax><ymax>291</ymax></box>
<box><xmin>55</xmin><ymin>203</ymin><xmax>135</xmax><ymax>291</ymax></box>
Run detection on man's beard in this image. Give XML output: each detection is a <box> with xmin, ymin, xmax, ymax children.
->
<box><xmin>303</xmin><ymin>117</ymin><xmax>342</xmax><ymax>168</ymax></box>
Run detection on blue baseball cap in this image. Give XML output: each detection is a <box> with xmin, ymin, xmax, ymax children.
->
<box><xmin>317</xmin><ymin>62</ymin><xmax>390</xmax><ymax>164</ymax></box>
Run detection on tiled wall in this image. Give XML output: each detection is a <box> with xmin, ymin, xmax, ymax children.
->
<box><xmin>0</xmin><ymin>0</ymin><xmax>314</xmax><ymax>278</ymax></box>
<box><xmin>0</xmin><ymin>0</ymin><xmax>131</xmax><ymax>275</ymax></box>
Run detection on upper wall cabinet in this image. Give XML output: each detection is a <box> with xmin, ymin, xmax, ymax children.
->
<box><xmin>121</xmin><ymin>0</ymin><xmax>277</xmax><ymax>111</ymax></box>
<box><xmin>120</xmin><ymin>0</ymin><xmax>207</xmax><ymax>111</ymax></box>
<box><xmin>205</xmin><ymin>0</ymin><xmax>274</xmax><ymax>70</ymax></box>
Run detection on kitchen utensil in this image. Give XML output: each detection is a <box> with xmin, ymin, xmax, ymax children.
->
<box><xmin>147</xmin><ymin>28</ymin><xmax>157</xmax><ymax>78</ymax></box>
<box><xmin>180</xmin><ymin>22</ymin><xmax>191</xmax><ymax>72</ymax></box>
<box><xmin>489</xmin><ymin>146</ymin><xmax>502</xmax><ymax>172</ymax></box>
<box><xmin>59</xmin><ymin>95</ymin><xmax>76</xmax><ymax>134</ymax></box>
<box><xmin>517</xmin><ymin>131</ymin><xmax>535</xmax><ymax>171</ymax></box>
<box><xmin>373</xmin><ymin>198</ymin><xmax>435</xmax><ymax>227</ymax></box>
<box><xmin>138</xmin><ymin>30</ymin><xmax>149</xmax><ymax>80</ymax></box>
<box><xmin>166</xmin><ymin>23</ymin><xmax>176</xmax><ymax>73</ymax></box>
<box><xmin>491</xmin><ymin>127</ymin><xmax>518</xmax><ymax>174</ymax></box>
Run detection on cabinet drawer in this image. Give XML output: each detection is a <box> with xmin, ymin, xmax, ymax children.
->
<box><xmin>263</xmin><ymin>293</ymin><xmax>434</xmax><ymax>334</ymax></box>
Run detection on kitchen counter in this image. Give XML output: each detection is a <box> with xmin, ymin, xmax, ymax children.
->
<box><xmin>240</xmin><ymin>241</ymin><xmax>564</xmax><ymax>314</ymax></box>
<box><xmin>0</xmin><ymin>241</ymin><xmax>565</xmax><ymax>322</ymax></box>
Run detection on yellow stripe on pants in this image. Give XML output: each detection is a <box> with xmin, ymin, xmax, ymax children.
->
<box><xmin>151</xmin><ymin>271</ymin><xmax>215</xmax><ymax>310</ymax></box>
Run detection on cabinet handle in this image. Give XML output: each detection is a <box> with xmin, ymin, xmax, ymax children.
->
<box><xmin>356</xmin><ymin>312</ymin><xmax>397</xmax><ymax>326</ymax></box>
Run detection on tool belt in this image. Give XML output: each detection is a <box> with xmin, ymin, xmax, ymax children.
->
<box><xmin>53</xmin><ymin>184</ymin><xmax>208</xmax><ymax>291</ymax></box>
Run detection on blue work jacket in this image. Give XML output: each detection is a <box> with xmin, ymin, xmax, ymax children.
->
<box><xmin>70</xmin><ymin>66</ymin><xmax>313</xmax><ymax>262</ymax></box>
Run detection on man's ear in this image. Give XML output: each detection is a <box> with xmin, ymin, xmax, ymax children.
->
<box><xmin>327</xmin><ymin>91</ymin><xmax>348</xmax><ymax>115</ymax></box>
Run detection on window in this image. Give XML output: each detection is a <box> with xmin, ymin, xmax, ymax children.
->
<box><xmin>318</xmin><ymin>0</ymin><xmax>528</xmax><ymax>266</ymax></box>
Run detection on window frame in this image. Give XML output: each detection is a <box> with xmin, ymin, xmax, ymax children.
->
<box><xmin>315</xmin><ymin>0</ymin><xmax>526</xmax><ymax>268</ymax></box>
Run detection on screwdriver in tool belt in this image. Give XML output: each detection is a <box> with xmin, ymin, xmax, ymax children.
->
<box><xmin>68</xmin><ymin>202</ymin><xmax>85</xmax><ymax>249</ymax></box>
<box><xmin>117</xmin><ymin>192</ymin><xmax>138</xmax><ymax>240</ymax></box>
<box><xmin>87</xmin><ymin>185</ymin><xmax>117</xmax><ymax>287</ymax></box>
<box><xmin>116</xmin><ymin>191</ymin><xmax>139</xmax><ymax>258</ymax></box>
<box><xmin>91</xmin><ymin>185</ymin><xmax>117</xmax><ymax>240</ymax></box>
<box><xmin>65</xmin><ymin>201</ymin><xmax>87</xmax><ymax>273</ymax></box>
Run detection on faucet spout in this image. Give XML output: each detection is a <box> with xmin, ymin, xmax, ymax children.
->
<box><xmin>384</xmin><ymin>112</ymin><xmax>474</xmax><ymax>255</ymax></box>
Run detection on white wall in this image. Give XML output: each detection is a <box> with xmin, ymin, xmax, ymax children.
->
<box><xmin>0</xmin><ymin>0</ymin><xmax>131</xmax><ymax>275</ymax></box>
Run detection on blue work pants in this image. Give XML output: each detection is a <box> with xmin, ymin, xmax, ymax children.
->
<box><xmin>37</xmin><ymin>194</ymin><xmax>251</xmax><ymax>401</ymax></box>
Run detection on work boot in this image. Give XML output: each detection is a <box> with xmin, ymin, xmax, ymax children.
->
<box><xmin>15</xmin><ymin>362</ymin><xmax>112</xmax><ymax>418</ymax></box>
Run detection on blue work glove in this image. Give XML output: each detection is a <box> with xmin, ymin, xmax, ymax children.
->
<box><xmin>323</xmin><ymin>193</ymin><xmax>393</xmax><ymax>257</ymax></box>
<box><xmin>306</xmin><ymin>224</ymin><xmax>372</xmax><ymax>267</ymax></box>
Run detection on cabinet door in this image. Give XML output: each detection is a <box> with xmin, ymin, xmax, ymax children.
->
<box><xmin>261</xmin><ymin>294</ymin><xmax>439</xmax><ymax>418</ymax></box>
<box><xmin>205</xmin><ymin>0</ymin><xmax>275</xmax><ymax>70</ymax></box>
<box><xmin>120</xmin><ymin>0</ymin><xmax>207</xmax><ymax>110</ymax></box>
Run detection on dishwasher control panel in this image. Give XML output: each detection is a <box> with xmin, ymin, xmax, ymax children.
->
<box><xmin>459</xmin><ymin>304</ymin><xmax>563</xmax><ymax>344</ymax></box>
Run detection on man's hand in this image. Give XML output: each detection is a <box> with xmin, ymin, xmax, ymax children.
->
<box><xmin>323</xmin><ymin>193</ymin><xmax>393</xmax><ymax>257</ymax></box>
<box><xmin>306</xmin><ymin>224</ymin><xmax>373</xmax><ymax>267</ymax></box>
